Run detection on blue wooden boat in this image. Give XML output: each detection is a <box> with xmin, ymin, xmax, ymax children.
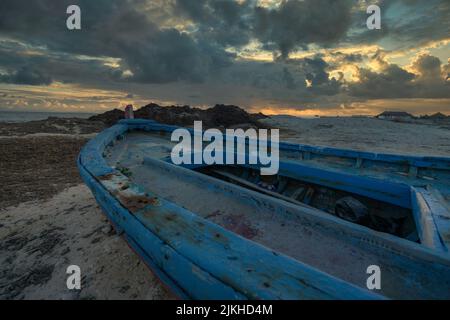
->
<box><xmin>78</xmin><ymin>119</ymin><xmax>450</xmax><ymax>299</ymax></box>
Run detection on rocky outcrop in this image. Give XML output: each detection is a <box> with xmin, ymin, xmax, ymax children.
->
<box><xmin>88</xmin><ymin>109</ymin><xmax>124</xmax><ymax>127</ymax></box>
<box><xmin>134</xmin><ymin>103</ymin><xmax>202</xmax><ymax>127</ymax></box>
<box><xmin>421</xmin><ymin>112</ymin><xmax>449</xmax><ymax>120</ymax></box>
<box><xmin>89</xmin><ymin>103</ymin><xmax>269</xmax><ymax>129</ymax></box>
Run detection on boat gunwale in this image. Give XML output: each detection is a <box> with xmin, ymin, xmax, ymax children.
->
<box><xmin>79</xmin><ymin>120</ymin><xmax>386</xmax><ymax>300</ymax></box>
<box><xmin>117</xmin><ymin>119</ymin><xmax>450</xmax><ymax>171</ymax></box>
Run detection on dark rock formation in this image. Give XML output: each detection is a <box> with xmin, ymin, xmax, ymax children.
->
<box><xmin>88</xmin><ymin>109</ymin><xmax>124</xmax><ymax>127</ymax></box>
<box><xmin>134</xmin><ymin>103</ymin><xmax>202</xmax><ymax>127</ymax></box>
<box><xmin>251</xmin><ymin>112</ymin><xmax>270</xmax><ymax>121</ymax></box>
<box><xmin>422</xmin><ymin>112</ymin><xmax>448</xmax><ymax>120</ymax></box>
<box><xmin>89</xmin><ymin>103</ymin><xmax>269</xmax><ymax>129</ymax></box>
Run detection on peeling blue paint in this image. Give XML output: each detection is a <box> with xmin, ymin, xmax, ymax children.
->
<box><xmin>78</xmin><ymin>119</ymin><xmax>450</xmax><ymax>299</ymax></box>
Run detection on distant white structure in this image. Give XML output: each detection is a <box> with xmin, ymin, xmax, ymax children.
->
<box><xmin>376</xmin><ymin>111</ymin><xmax>414</xmax><ymax>121</ymax></box>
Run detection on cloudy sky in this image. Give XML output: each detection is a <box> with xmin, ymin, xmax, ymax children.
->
<box><xmin>0</xmin><ymin>0</ymin><xmax>449</xmax><ymax>116</ymax></box>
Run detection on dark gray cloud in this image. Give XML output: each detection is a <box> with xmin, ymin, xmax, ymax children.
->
<box><xmin>0</xmin><ymin>0</ymin><xmax>233</xmax><ymax>84</ymax></box>
<box><xmin>413</xmin><ymin>54</ymin><xmax>442</xmax><ymax>81</ymax></box>
<box><xmin>411</xmin><ymin>54</ymin><xmax>450</xmax><ymax>98</ymax></box>
<box><xmin>0</xmin><ymin>0</ymin><xmax>449</xmax><ymax>109</ymax></box>
<box><xmin>174</xmin><ymin>0</ymin><xmax>253</xmax><ymax>47</ymax></box>
<box><xmin>174</xmin><ymin>0</ymin><xmax>450</xmax><ymax>57</ymax></box>
<box><xmin>213</xmin><ymin>54</ymin><xmax>345</xmax><ymax>99</ymax></box>
<box><xmin>0</xmin><ymin>66</ymin><xmax>52</xmax><ymax>85</ymax></box>
<box><xmin>295</xmin><ymin>56</ymin><xmax>343</xmax><ymax>96</ymax></box>
<box><xmin>253</xmin><ymin>0</ymin><xmax>353</xmax><ymax>58</ymax></box>
<box><xmin>330</xmin><ymin>52</ymin><xmax>364</xmax><ymax>64</ymax></box>
<box><xmin>348</xmin><ymin>0</ymin><xmax>450</xmax><ymax>49</ymax></box>
<box><xmin>175</xmin><ymin>0</ymin><xmax>355</xmax><ymax>57</ymax></box>
<box><xmin>349</xmin><ymin>64</ymin><xmax>416</xmax><ymax>98</ymax></box>
<box><xmin>386</xmin><ymin>0</ymin><xmax>450</xmax><ymax>48</ymax></box>
<box><xmin>0</xmin><ymin>39</ymin><xmax>124</xmax><ymax>86</ymax></box>
<box><xmin>349</xmin><ymin>54</ymin><xmax>450</xmax><ymax>99</ymax></box>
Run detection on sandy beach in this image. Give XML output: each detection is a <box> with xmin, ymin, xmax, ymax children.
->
<box><xmin>1</xmin><ymin>115</ymin><xmax>449</xmax><ymax>299</ymax></box>
<box><xmin>0</xmin><ymin>118</ymin><xmax>172</xmax><ymax>299</ymax></box>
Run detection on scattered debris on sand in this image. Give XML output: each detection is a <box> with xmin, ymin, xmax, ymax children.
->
<box><xmin>0</xmin><ymin>117</ymin><xmax>105</xmax><ymax>137</ymax></box>
<box><xmin>0</xmin><ymin>136</ymin><xmax>91</xmax><ymax>208</ymax></box>
<box><xmin>0</xmin><ymin>185</ymin><xmax>172</xmax><ymax>300</ymax></box>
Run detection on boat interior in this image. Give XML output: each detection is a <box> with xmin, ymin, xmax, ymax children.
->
<box><xmin>102</xmin><ymin>128</ymin><xmax>450</xmax><ymax>299</ymax></box>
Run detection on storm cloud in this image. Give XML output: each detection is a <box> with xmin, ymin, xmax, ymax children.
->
<box><xmin>0</xmin><ymin>0</ymin><xmax>233</xmax><ymax>83</ymax></box>
<box><xmin>349</xmin><ymin>53</ymin><xmax>450</xmax><ymax>99</ymax></box>
<box><xmin>0</xmin><ymin>0</ymin><xmax>449</xmax><ymax>114</ymax></box>
<box><xmin>0</xmin><ymin>66</ymin><xmax>52</xmax><ymax>86</ymax></box>
<box><xmin>253</xmin><ymin>0</ymin><xmax>353</xmax><ymax>57</ymax></box>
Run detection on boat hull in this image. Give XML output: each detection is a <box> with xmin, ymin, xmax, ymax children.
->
<box><xmin>78</xmin><ymin>119</ymin><xmax>450</xmax><ymax>299</ymax></box>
